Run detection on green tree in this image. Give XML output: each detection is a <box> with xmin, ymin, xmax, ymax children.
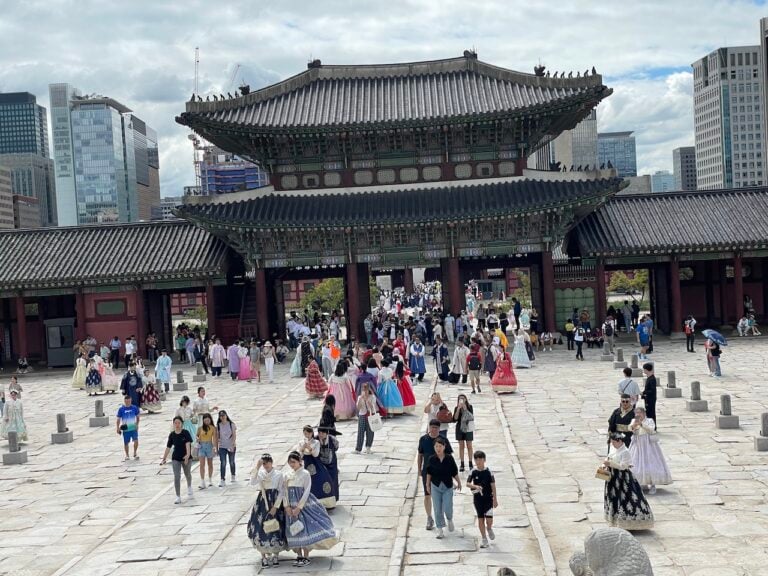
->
<box><xmin>183</xmin><ymin>305</ymin><xmax>208</xmax><ymax>331</ymax></box>
<box><xmin>629</xmin><ymin>269</ymin><xmax>649</xmax><ymax>301</ymax></box>
<box><xmin>608</xmin><ymin>271</ymin><xmax>631</xmax><ymax>293</ymax></box>
<box><xmin>300</xmin><ymin>278</ymin><xmax>345</xmax><ymax>313</ymax></box>
<box><xmin>510</xmin><ymin>269</ymin><xmax>532</xmax><ymax>307</ymax></box>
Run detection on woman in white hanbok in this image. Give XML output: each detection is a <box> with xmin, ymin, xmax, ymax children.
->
<box><xmin>629</xmin><ymin>406</ymin><xmax>672</xmax><ymax>493</ymax></box>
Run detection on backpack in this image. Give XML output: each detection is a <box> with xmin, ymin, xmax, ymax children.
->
<box><xmin>604</xmin><ymin>323</ymin><xmax>613</xmax><ymax>337</ymax></box>
<box><xmin>468</xmin><ymin>353</ymin><xmax>482</xmax><ymax>371</ymax></box>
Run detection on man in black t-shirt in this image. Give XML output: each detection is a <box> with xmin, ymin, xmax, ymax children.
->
<box><xmin>642</xmin><ymin>362</ymin><xmax>657</xmax><ymax>426</ymax></box>
<box><xmin>466</xmin><ymin>450</ymin><xmax>497</xmax><ymax>548</ymax></box>
<box><xmin>417</xmin><ymin>419</ymin><xmax>453</xmax><ymax>531</ymax></box>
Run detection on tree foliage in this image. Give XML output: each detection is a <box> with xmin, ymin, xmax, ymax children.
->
<box><xmin>298</xmin><ymin>275</ymin><xmax>380</xmax><ymax>317</ymax></box>
<box><xmin>608</xmin><ymin>269</ymin><xmax>649</xmax><ymax>300</ymax></box>
<box><xmin>183</xmin><ymin>305</ymin><xmax>208</xmax><ymax>331</ymax></box>
<box><xmin>510</xmin><ymin>269</ymin><xmax>532</xmax><ymax>307</ymax></box>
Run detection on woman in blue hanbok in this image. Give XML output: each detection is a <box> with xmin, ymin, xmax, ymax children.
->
<box><xmin>283</xmin><ymin>451</ymin><xmax>338</xmax><ymax>567</ymax></box>
<box><xmin>317</xmin><ymin>427</ymin><xmax>340</xmax><ymax>504</ymax></box>
<box><xmin>408</xmin><ymin>338</ymin><xmax>427</xmax><ymax>382</ymax></box>
<box><xmin>155</xmin><ymin>349</ymin><xmax>173</xmax><ymax>392</ymax></box>
<box><xmin>376</xmin><ymin>359</ymin><xmax>403</xmax><ymax>416</ymax></box>
<box><xmin>295</xmin><ymin>426</ymin><xmax>336</xmax><ymax>509</ymax></box>
<box><xmin>248</xmin><ymin>454</ymin><xmax>287</xmax><ymax>568</ymax></box>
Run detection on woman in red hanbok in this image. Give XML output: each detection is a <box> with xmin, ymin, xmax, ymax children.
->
<box><xmin>304</xmin><ymin>360</ymin><xmax>328</xmax><ymax>399</ymax></box>
<box><xmin>491</xmin><ymin>349</ymin><xmax>518</xmax><ymax>394</ymax></box>
<box><xmin>394</xmin><ymin>359</ymin><xmax>416</xmax><ymax>414</ymax></box>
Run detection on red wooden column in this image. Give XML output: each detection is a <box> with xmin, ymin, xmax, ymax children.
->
<box><xmin>205</xmin><ymin>283</ymin><xmax>217</xmax><ymax>337</ymax></box>
<box><xmin>719</xmin><ymin>261</ymin><xmax>729</xmax><ymax>325</ymax></box>
<box><xmin>135</xmin><ymin>287</ymin><xmax>146</xmax><ymax>358</ymax></box>
<box><xmin>733</xmin><ymin>253</ymin><xmax>744</xmax><ymax>321</ymax></box>
<box><xmin>669</xmin><ymin>258</ymin><xmax>684</xmax><ymax>336</ymax></box>
<box><xmin>595</xmin><ymin>258</ymin><xmax>606</xmax><ymax>321</ymax></box>
<box><xmin>541</xmin><ymin>250</ymin><xmax>556</xmax><ymax>332</ymax></box>
<box><xmin>346</xmin><ymin>263</ymin><xmax>361</xmax><ymax>342</ymax></box>
<box><xmin>403</xmin><ymin>267</ymin><xmax>414</xmax><ymax>294</ymax></box>
<box><xmin>75</xmin><ymin>291</ymin><xmax>86</xmax><ymax>342</ymax></box>
<box><xmin>254</xmin><ymin>268</ymin><xmax>270</xmax><ymax>340</ymax></box>
<box><xmin>15</xmin><ymin>295</ymin><xmax>28</xmax><ymax>358</ymax></box>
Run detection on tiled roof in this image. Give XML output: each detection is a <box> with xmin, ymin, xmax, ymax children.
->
<box><xmin>178</xmin><ymin>55</ymin><xmax>610</xmax><ymax>131</ymax></box>
<box><xmin>0</xmin><ymin>220</ymin><xmax>228</xmax><ymax>291</ymax></box>
<box><xmin>177</xmin><ymin>177</ymin><xmax>624</xmax><ymax>229</ymax></box>
<box><xmin>573</xmin><ymin>189</ymin><xmax>768</xmax><ymax>256</ymax></box>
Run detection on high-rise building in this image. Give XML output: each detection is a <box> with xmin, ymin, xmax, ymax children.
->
<box><xmin>199</xmin><ymin>146</ymin><xmax>268</xmax><ymax>194</ymax></box>
<box><xmin>672</xmin><ymin>146</ymin><xmax>697</xmax><ymax>191</ymax></box>
<box><xmin>692</xmin><ymin>46</ymin><xmax>764</xmax><ymax>190</ymax></box>
<box><xmin>552</xmin><ymin>110</ymin><xmax>598</xmax><ymax>170</ymax></box>
<box><xmin>49</xmin><ymin>84</ymin><xmax>160</xmax><ymax>225</ymax></box>
<box><xmin>597</xmin><ymin>131</ymin><xmax>637</xmax><ymax>177</ymax></box>
<box><xmin>651</xmin><ymin>170</ymin><xmax>675</xmax><ymax>193</ymax></box>
<box><xmin>0</xmin><ymin>167</ymin><xmax>13</xmax><ymax>228</ymax></box>
<box><xmin>154</xmin><ymin>195</ymin><xmax>182</xmax><ymax>221</ymax></box>
<box><xmin>12</xmin><ymin>195</ymin><xmax>40</xmax><ymax>228</ymax></box>
<box><xmin>0</xmin><ymin>92</ymin><xmax>57</xmax><ymax>226</ymax></box>
<box><xmin>0</xmin><ymin>92</ymin><xmax>49</xmax><ymax>157</ymax></box>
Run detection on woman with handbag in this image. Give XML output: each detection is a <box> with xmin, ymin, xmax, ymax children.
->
<box><xmin>355</xmin><ymin>382</ymin><xmax>379</xmax><ymax>454</ymax></box>
<box><xmin>283</xmin><ymin>451</ymin><xmax>338</xmax><ymax>567</ymax></box>
<box><xmin>295</xmin><ymin>425</ymin><xmax>336</xmax><ymax>509</ymax></box>
<box><xmin>248</xmin><ymin>454</ymin><xmax>287</xmax><ymax>568</ymax></box>
<box><xmin>603</xmin><ymin>432</ymin><xmax>654</xmax><ymax>531</ymax></box>
<box><xmin>628</xmin><ymin>406</ymin><xmax>671</xmax><ymax>494</ymax></box>
<box><xmin>452</xmin><ymin>395</ymin><xmax>475</xmax><ymax>472</ymax></box>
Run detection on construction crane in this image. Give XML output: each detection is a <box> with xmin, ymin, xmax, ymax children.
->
<box><xmin>194</xmin><ymin>47</ymin><xmax>200</xmax><ymax>95</ymax></box>
<box><xmin>188</xmin><ymin>134</ymin><xmax>208</xmax><ymax>193</ymax></box>
<box><xmin>228</xmin><ymin>63</ymin><xmax>241</xmax><ymax>93</ymax></box>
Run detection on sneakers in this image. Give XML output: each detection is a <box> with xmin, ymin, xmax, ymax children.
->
<box><xmin>174</xmin><ymin>497</ymin><xmax>182</xmax><ymax>504</ymax></box>
<box><xmin>231</xmin><ymin>475</ymin><xmax>236</xmax><ymax>483</ymax></box>
<box><xmin>447</xmin><ymin>519</ymin><xmax>455</xmax><ymax>532</ymax></box>
<box><xmin>354</xmin><ymin>449</ymin><xmax>362</xmax><ymax>454</ymax></box>
<box><xmin>271</xmin><ymin>556</ymin><xmax>279</xmax><ymax>567</ymax></box>
<box><xmin>459</xmin><ymin>463</ymin><xmax>465</xmax><ymax>472</ymax></box>
<box><xmin>487</xmin><ymin>527</ymin><xmax>495</xmax><ymax>540</ymax></box>
<box><xmin>292</xmin><ymin>556</ymin><xmax>302</xmax><ymax>567</ymax></box>
<box><xmin>649</xmin><ymin>485</ymin><xmax>657</xmax><ymax>495</ymax></box>
<box><xmin>477</xmin><ymin>385</ymin><xmax>482</xmax><ymax>393</ymax></box>
<box><xmin>300</xmin><ymin>558</ymin><xmax>311</xmax><ymax>567</ymax></box>
<box><xmin>471</xmin><ymin>389</ymin><xmax>476</xmax><ymax>394</ymax></box>
<box><xmin>261</xmin><ymin>558</ymin><xmax>269</xmax><ymax>568</ymax></box>
<box><xmin>426</xmin><ymin>516</ymin><xmax>434</xmax><ymax>531</ymax></box>
<box><xmin>480</xmin><ymin>538</ymin><xmax>489</xmax><ymax>548</ymax></box>
<box><xmin>208</xmin><ymin>479</ymin><xmax>213</xmax><ymax>487</ymax></box>
<box><xmin>435</xmin><ymin>527</ymin><xmax>444</xmax><ymax>539</ymax></box>
<box><xmin>133</xmin><ymin>455</ymin><xmax>140</xmax><ymax>460</ymax></box>
<box><xmin>219</xmin><ymin>479</ymin><xmax>226</xmax><ymax>488</ymax></box>
<box><xmin>199</xmin><ymin>482</ymin><xmax>207</xmax><ymax>490</ymax></box>
<box><xmin>365</xmin><ymin>448</ymin><xmax>372</xmax><ymax>454</ymax></box>
<box><xmin>124</xmin><ymin>456</ymin><xmax>131</xmax><ymax>462</ymax></box>
<box><xmin>187</xmin><ymin>487</ymin><xmax>194</xmax><ymax>497</ymax></box>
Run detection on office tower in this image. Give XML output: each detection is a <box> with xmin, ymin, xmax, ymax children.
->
<box><xmin>672</xmin><ymin>146</ymin><xmax>697</xmax><ymax>190</ymax></box>
<box><xmin>552</xmin><ymin>110</ymin><xmax>598</xmax><ymax>170</ymax></box>
<box><xmin>12</xmin><ymin>195</ymin><xmax>40</xmax><ymax>228</ymax></box>
<box><xmin>49</xmin><ymin>83</ymin><xmax>160</xmax><ymax>225</ymax></box>
<box><xmin>154</xmin><ymin>195</ymin><xmax>182</xmax><ymax>220</ymax></box>
<box><xmin>0</xmin><ymin>168</ymin><xmax>13</xmax><ymax>228</ymax></box>
<box><xmin>597</xmin><ymin>131</ymin><xmax>637</xmax><ymax>177</ymax></box>
<box><xmin>692</xmin><ymin>46</ymin><xmax>764</xmax><ymax>189</ymax></box>
<box><xmin>651</xmin><ymin>170</ymin><xmax>675</xmax><ymax>193</ymax></box>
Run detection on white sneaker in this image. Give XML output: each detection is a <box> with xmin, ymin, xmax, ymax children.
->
<box><xmin>219</xmin><ymin>479</ymin><xmax>226</xmax><ymax>488</ymax></box>
<box><xmin>354</xmin><ymin>449</ymin><xmax>362</xmax><ymax>454</ymax></box>
<box><xmin>480</xmin><ymin>538</ymin><xmax>489</xmax><ymax>548</ymax></box>
<box><xmin>199</xmin><ymin>482</ymin><xmax>206</xmax><ymax>490</ymax></box>
<box><xmin>174</xmin><ymin>497</ymin><xmax>182</xmax><ymax>504</ymax></box>
<box><xmin>649</xmin><ymin>485</ymin><xmax>657</xmax><ymax>494</ymax></box>
<box><xmin>124</xmin><ymin>456</ymin><xmax>130</xmax><ymax>462</ymax></box>
<box><xmin>447</xmin><ymin>519</ymin><xmax>455</xmax><ymax>532</ymax></box>
<box><xmin>487</xmin><ymin>527</ymin><xmax>495</xmax><ymax>540</ymax></box>
<box><xmin>435</xmin><ymin>528</ymin><xmax>444</xmax><ymax>539</ymax></box>
<box><xmin>426</xmin><ymin>516</ymin><xmax>434</xmax><ymax>531</ymax></box>
<box><xmin>208</xmin><ymin>479</ymin><xmax>213</xmax><ymax>486</ymax></box>
<box><xmin>231</xmin><ymin>475</ymin><xmax>236</xmax><ymax>483</ymax></box>
<box><xmin>187</xmin><ymin>487</ymin><xmax>194</xmax><ymax>497</ymax></box>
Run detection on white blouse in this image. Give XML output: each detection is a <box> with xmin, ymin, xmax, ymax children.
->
<box><xmin>192</xmin><ymin>397</ymin><xmax>211</xmax><ymax>416</ymax></box>
<box><xmin>606</xmin><ymin>444</ymin><xmax>632</xmax><ymax>470</ymax></box>
<box><xmin>175</xmin><ymin>406</ymin><xmax>194</xmax><ymax>421</ymax></box>
<box><xmin>252</xmin><ymin>467</ymin><xmax>285</xmax><ymax>503</ymax></box>
<box><xmin>283</xmin><ymin>467</ymin><xmax>312</xmax><ymax>508</ymax></box>
<box><xmin>632</xmin><ymin>417</ymin><xmax>657</xmax><ymax>436</ymax></box>
<box><xmin>295</xmin><ymin>437</ymin><xmax>320</xmax><ymax>457</ymax></box>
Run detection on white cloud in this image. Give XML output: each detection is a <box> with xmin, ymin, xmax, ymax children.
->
<box><xmin>1</xmin><ymin>0</ymin><xmax>767</xmax><ymax>194</ymax></box>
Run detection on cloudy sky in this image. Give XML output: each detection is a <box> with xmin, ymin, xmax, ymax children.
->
<box><xmin>1</xmin><ymin>0</ymin><xmax>766</xmax><ymax>196</ymax></box>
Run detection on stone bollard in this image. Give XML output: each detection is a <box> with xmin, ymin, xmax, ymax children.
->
<box><xmin>629</xmin><ymin>354</ymin><xmax>643</xmax><ymax>377</ymax></box>
<box><xmin>51</xmin><ymin>413</ymin><xmax>74</xmax><ymax>444</ymax></box>
<box><xmin>613</xmin><ymin>348</ymin><xmax>627</xmax><ymax>369</ymax></box>
<box><xmin>173</xmin><ymin>370</ymin><xmax>188</xmax><ymax>392</ymax></box>
<box><xmin>663</xmin><ymin>371</ymin><xmax>682</xmax><ymax>398</ymax></box>
<box><xmin>755</xmin><ymin>413</ymin><xmax>768</xmax><ymax>451</ymax></box>
<box><xmin>686</xmin><ymin>381</ymin><xmax>708</xmax><ymax>412</ymax></box>
<box><xmin>192</xmin><ymin>362</ymin><xmax>207</xmax><ymax>383</ymax></box>
<box><xmin>600</xmin><ymin>341</ymin><xmax>613</xmax><ymax>362</ymax></box>
<box><xmin>715</xmin><ymin>394</ymin><xmax>740</xmax><ymax>429</ymax></box>
<box><xmin>2</xmin><ymin>431</ymin><xmax>28</xmax><ymax>465</ymax></box>
<box><xmin>89</xmin><ymin>399</ymin><xmax>110</xmax><ymax>427</ymax></box>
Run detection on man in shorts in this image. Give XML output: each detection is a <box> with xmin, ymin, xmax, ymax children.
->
<box><xmin>116</xmin><ymin>395</ymin><xmax>141</xmax><ymax>461</ymax></box>
<box><xmin>466</xmin><ymin>450</ymin><xmax>498</xmax><ymax>548</ymax></box>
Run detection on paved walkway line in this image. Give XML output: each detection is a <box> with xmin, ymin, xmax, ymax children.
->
<box><xmin>496</xmin><ymin>395</ymin><xmax>558</xmax><ymax>576</ymax></box>
<box><xmin>57</xmin><ymin>378</ymin><xmax>305</xmax><ymax>576</ymax></box>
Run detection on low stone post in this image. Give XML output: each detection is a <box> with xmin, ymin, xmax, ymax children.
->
<box><xmin>629</xmin><ymin>354</ymin><xmax>643</xmax><ymax>377</ymax></box>
<box><xmin>686</xmin><ymin>381</ymin><xmax>708</xmax><ymax>412</ymax></box>
<box><xmin>601</xmin><ymin>341</ymin><xmax>613</xmax><ymax>362</ymax></box>
<box><xmin>51</xmin><ymin>413</ymin><xmax>74</xmax><ymax>444</ymax></box>
<box><xmin>715</xmin><ymin>394</ymin><xmax>740</xmax><ymax>429</ymax></box>
<box><xmin>2</xmin><ymin>431</ymin><xmax>28</xmax><ymax>465</ymax></box>
<box><xmin>173</xmin><ymin>370</ymin><xmax>188</xmax><ymax>392</ymax></box>
<box><xmin>193</xmin><ymin>362</ymin><xmax>207</xmax><ymax>383</ymax></box>
<box><xmin>89</xmin><ymin>399</ymin><xmax>110</xmax><ymax>427</ymax></box>
<box><xmin>755</xmin><ymin>413</ymin><xmax>768</xmax><ymax>451</ymax></box>
<box><xmin>663</xmin><ymin>370</ymin><xmax>682</xmax><ymax>398</ymax></box>
<box><xmin>613</xmin><ymin>348</ymin><xmax>627</xmax><ymax>369</ymax></box>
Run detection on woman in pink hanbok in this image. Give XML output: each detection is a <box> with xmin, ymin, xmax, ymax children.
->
<box><xmin>326</xmin><ymin>361</ymin><xmax>356</xmax><ymax>420</ymax></box>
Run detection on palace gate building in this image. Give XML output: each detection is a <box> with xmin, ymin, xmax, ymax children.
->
<box><xmin>2</xmin><ymin>53</ymin><xmax>768</xmax><ymax>366</ymax></box>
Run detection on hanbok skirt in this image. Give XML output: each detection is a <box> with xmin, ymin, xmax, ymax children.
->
<box><xmin>247</xmin><ymin>488</ymin><xmax>287</xmax><ymax>553</ymax></box>
<box><xmin>305</xmin><ymin>374</ymin><xmax>328</xmax><ymax>399</ymax></box>
<box><xmin>397</xmin><ymin>376</ymin><xmax>417</xmax><ymax>414</ymax></box>
<box><xmin>85</xmin><ymin>372</ymin><xmax>103</xmax><ymax>393</ymax></box>
<box><xmin>409</xmin><ymin>355</ymin><xmax>426</xmax><ymax>375</ymax></box>
<box><xmin>303</xmin><ymin>454</ymin><xmax>337</xmax><ymax>509</ymax></box>
<box><xmin>290</xmin><ymin>353</ymin><xmax>302</xmax><ymax>377</ymax></box>
<box><xmin>182</xmin><ymin>418</ymin><xmax>197</xmax><ymax>439</ymax></box>
<box><xmin>239</xmin><ymin>360</ymin><xmax>251</xmax><ymax>380</ymax></box>
<box><xmin>72</xmin><ymin>365</ymin><xmax>87</xmax><ymax>389</ymax></box>
<box><xmin>141</xmin><ymin>384</ymin><xmax>163</xmax><ymax>413</ymax></box>
<box><xmin>511</xmin><ymin>343</ymin><xmax>531</xmax><ymax>369</ymax></box>
<box><xmin>285</xmin><ymin>485</ymin><xmax>338</xmax><ymax>550</ymax></box>
<box><xmin>604</xmin><ymin>468</ymin><xmax>655</xmax><ymax>530</ymax></box>
<box><xmin>491</xmin><ymin>360</ymin><xmax>518</xmax><ymax>393</ymax></box>
<box><xmin>328</xmin><ymin>380</ymin><xmax>356</xmax><ymax>420</ymax></box>
<box><xmin>103</xmin><ymin>368</ymin><xmax>118</xmax><ymax>392</ymax></box>
<box><xmin>0</xmin><ymin>408</ymin><xmax>27</xmax><ymax>442</ymax></box>
<box><xmin>629</xmin><ymin>435</ymin><xmax>672</xmax><ymax>486</ymax></box>
<box><xmin>377</xmin><ymin>379</ymin><xmax>404</xmax><ymax>415</ymax></box>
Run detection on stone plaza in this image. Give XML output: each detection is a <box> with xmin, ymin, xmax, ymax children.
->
<box><xmin>2</xmin><ymin>334</ymin><xmax>768</xmax><ymax>576</ymax></box>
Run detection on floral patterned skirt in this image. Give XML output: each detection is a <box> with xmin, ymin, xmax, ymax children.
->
<box><xmin>604</xmin><ymin>468</ymin><xmax>655</xmax><ymax>530</ymax></box>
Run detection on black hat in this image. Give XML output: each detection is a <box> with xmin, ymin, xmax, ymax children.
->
<box><xmin>317</xmin><ymin>425</ymin><xmax>341</xmax><ymax>436</ymax></box>
<box><xmin>609</xmin><ymin>432</ymin><xmax>625</xmax><ymax>441</ymax></box>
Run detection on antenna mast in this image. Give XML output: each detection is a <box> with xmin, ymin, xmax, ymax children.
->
<box><xmin>194</xmin><ymin>47</ymin><xmax>200</xmax><ymax>95</ymax></box>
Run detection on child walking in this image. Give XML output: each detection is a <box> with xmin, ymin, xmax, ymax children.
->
<box><xmin>466</xmin><ymin>451</ymin><xmax>498</xmax><ymax>548</ymax></box>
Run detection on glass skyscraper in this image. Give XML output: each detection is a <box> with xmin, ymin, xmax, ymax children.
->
<box><xmin>597</xmin><ymin>131</ymin><xmax>638</xmax><ymax>177</ymax></box>
<box><xmin>49</xmin><ymin>84</ymin><xmax>160</xmax><ymax>226</ymax></box>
